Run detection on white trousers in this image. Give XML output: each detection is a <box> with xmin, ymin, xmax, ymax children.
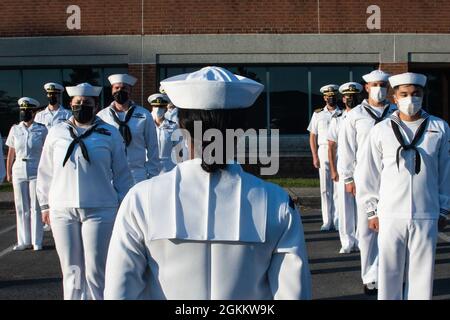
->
<box><xmin>318</xmin><ymin>145</ymin><xmax>338</xmax><ymax>228</ymax></box>
<box><xmin>337</xmin><ymin>178</ymin><xmax>357</xmax><ymax>249</ymax></box>
<box><xmin>378</xmin><ymin>218</ymin><xmax>437</xmax><ymax>300</ymax></box>
<box><xmin>12</xmin><ymin>178</ymin><xmax>43</xmax><ymax>247</ymax></box>
<box><xmin>50</xmin><ymin>207</ymin><xmax>117</xmax><ymax>300</ymax></box>
<box><xmin>355</xmin><ymin>192</ymin><xmax>378</xmax><ymax>285</ymax></box>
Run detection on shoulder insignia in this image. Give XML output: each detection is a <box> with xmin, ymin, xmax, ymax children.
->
<box><xmin>95</xmin><ymin>128</ymin><xmax>112</xmax><ymax>136</ymax></box>
<box><xmin>132</xmin><ymin>113</ymin><xmax>146</xmax><ymax>119</ymax></box>
<box><xmin>332</xmin><ymin>112</ymin><xmax>343</xmax><ymax>118</ymax></box>
<box><xmin>314</xmin><ymin>108</ymin><xmax>323</xmax><ymax>113</ymax></box>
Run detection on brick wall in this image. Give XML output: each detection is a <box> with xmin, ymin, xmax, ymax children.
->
<box><xmin>1</xmin><ymin>1</ymin><xmax>449</xmax><ymax>37</ymax></box>
<box><xmin>128</xmin><ymin>64</ymin><xmax>157</xmax><ymax>107</ymax></box>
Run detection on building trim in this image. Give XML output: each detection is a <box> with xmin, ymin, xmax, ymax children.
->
<box><xmin>1</xmin><ymin>34</ymin><xmax>450</xmax><ymax>66</ymax></box>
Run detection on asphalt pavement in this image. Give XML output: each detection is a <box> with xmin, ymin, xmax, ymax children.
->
<box><xmin>0</xmin><ymin>202</ymin><xmax>449</xmax><ymax>300</ymax></box>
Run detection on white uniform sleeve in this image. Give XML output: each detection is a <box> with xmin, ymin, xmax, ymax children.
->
<box><xmin>110</xmin><ymin>130</ymin><xmax>134</xmax><ymax>203</ymax></box>
<box><xmin>338</xmin><ymin>114</ymin><xmax>357</xmax><ymax>181</ymax></box>
<box><xmin>357</xmin><ymin>126</ymin><xmax>383</xmax><ymax>218</ymax></box>
<box><xmin>5</xmin><ymin>126</ymin><xmax>15</xmax><ymax>148</ymax></box>
<box><xmin>439</xmin><ymin>122</ymin><xmax>450</xmax><ymax>216</ymax></box>
<box><xmin>104</xmin><ymin>187</ymin><xmax>149</xmax><ymax>300</ymax></box>
<box><xmin>144</xmin><ymin>116</ymin><xmax>161</xmax><ymax>178</ymax></box>
<box><xmin>0</xmin><ymin>134</ymin><xmax>6</xmax><ymax>183</ymax></box>
<box><xmin>268</xmin><ymin>202</ymin><xmax>312</xmax><ymax>300</ymax></box>
<box><xmin>327</xmin><ymin>117</ymin><xmax>338</xmax><ymax>142</ymax></box>
<box><xmin>307</xmin><ymin>113</ymin><xmax>318</xmax><ymax>134</ymax></box>
<box><xmin>36</xmin><ymin>128</ymin><xmax>55</xmax><ymax>210</ymax></box>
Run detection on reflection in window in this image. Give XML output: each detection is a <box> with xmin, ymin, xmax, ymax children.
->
<box><xmin>22</xmin><ymin>69</ymin><xmax>62</xmax><ymax>107</ymax></box>
<box><xmin>269</xmin><ymin>66</ymin><xmax>308</xmax><ymax>134</ymax></box>
<box><xmin>0</xmin><ymin>70</ymin><xmax>21</xmax><ymax>137</ymax></box>
<box><xmin>158</xmin><ymin>64</ymin><xmax>377</xmax><ymax>134</ymax></box>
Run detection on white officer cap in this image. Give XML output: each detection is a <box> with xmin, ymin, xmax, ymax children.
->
<box><xmin>108</xmin><ymin>74</ymin><xmax>137</xmax><ymax>86</ymax></box>
<box><xmin>320</xmin><ymin>84</ymin><xmax>339</xmax><ymax>96</ymax></box>
<box><xmin>339</xmin><ymin>82</ymin><xmax>363</xmax><ymax>94</ymax></box>
<box><xmin>148</xmin><ymin>93</ymin><xmax>171</xmax><ymax>106</ymax></box>
<box><xmin>66</xmin><ymin>83</ymin><xmax>102</xmax><ymax>97</ymax></box>
<box><xmin>160</xmin><ymin>66</ymin><xmax>264</xmax><ymax>110</ymax></box>
<box><xmin>44</xmin><ymin>82</ymin><xmax>64</xmax><ymax>93</ymax></box>
<box><xmin>18</xmin><ymin>97</ymin><xmax>40</xmax><ymax>109</ymax></box>
<box><xmin>362</xmin><ymin>70</ymin><xmax>390</xmax><ymax>83</ymax></box>
<box><xmin>388</xmin><ymin>72</ymin><xmax>427</xmax><ymax>88</ymax></box>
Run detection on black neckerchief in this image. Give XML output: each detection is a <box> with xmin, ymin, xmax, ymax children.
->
<box><xmin>364</xmin><ymin>103</ymin><xmax>391</xmax><ymax>124</ymax></box>
<box><xmin>110</xmin><ymin>105</ymin><xmax>135</xmax><ymax>147</ymax></box>
<box><xmin>390</xmin><ymin>111</ymin><xmax>430</xmax><ymax>175</ymax></box>
<box><xmin>63</xmin><ymin>120</ymin><xmax>111</xmax><ymax>167</ymax></box>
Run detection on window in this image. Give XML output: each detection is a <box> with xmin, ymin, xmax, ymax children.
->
<box><xmin>0</xmin><ymin>66</ymin><xmax>127</xmax><ymax>137</ymax></box>
<box><xmin>158</xmin><ymin>64</ymin><xmax>377</xmax><ymax>134</ymax></box>
<box><xmin>0</xmin><ymin>70</ymin><xmax>21</xmax><ymax>137</ymax></box>
<box><xmin>269</xmin><ymin>66</ymin><xmax>308</xmax><ymax>134</ymax></box>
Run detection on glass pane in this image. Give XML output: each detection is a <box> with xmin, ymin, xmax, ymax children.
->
<box><xmin>422</xmin><ymin>71</ymin><xmax>442</xmax><ymax>117</ymax></box>
<box><xmin>0</xmin><ymin>70</ymin><xmax>21</xmax><ymax>137</ymax></box>
<box><xmin>102</xmin><ymin>67</ymin><xmax>128</xmax><ymax>108</ymax></box>
<box><xmin>22</xmin><ymin>69</ymin><xmax>62</xmax><ymax>108</ymax></box>
<box><xmin>233</xmin><ymin>66</ymin><xmax>267</xmax><ymax>130</ymax></box>
<box><xmin>351</xmin><ymin>65</ymin><xmax>376</xmax><ymax>101</ymax></box>
<box><xmin>311</xmin><ymin>66</ymin><xmax>350</xmax><ymax>112</ymax></box>
<box><xmin>269</xmin><ymin>66</ymin><xmax>309</xmax><ymax>134</ymax></box>
<box><xmin>62</xmin><ymin>67</ymin><xmax>102</xmax><ymax>107</ymax></box>
<box><xmin>166</xmin><ymin>67</ymin><xmax>184</xmax><ymax>78</ymax></box>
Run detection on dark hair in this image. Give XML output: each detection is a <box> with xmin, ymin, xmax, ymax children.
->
<box><xmin>178</xmin><ymin>108</ymin><xmax>248</xmax><ymax>173</ymax></box>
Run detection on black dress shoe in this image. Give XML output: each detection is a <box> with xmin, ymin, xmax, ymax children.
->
<box><xmin>363</xmin><ymin>283</ymin><xmax>378</xmax><ymax>296</ymax></box>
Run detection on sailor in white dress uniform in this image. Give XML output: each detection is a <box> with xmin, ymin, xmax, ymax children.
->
<box><xmin>148</xmin><ymin>93</ymin><xmax>182</xmax><ymax>173</ymax></box>
<box><xmin>97</xmin><ymin>74</ymin><xmax>160</xmax><ymax>184</ymax></box>
<box><xmin>358</xmin><ymin>73</ymin><xmax>450</xmax><ymax>300</ymax></box>
<box><xmin>327</xmin><ymin>82</ymin><xmax>361</xmax><ymax>254</ymax></box>
<box><xmin>6</xmin><ymin>97</ymin><xmax>47</xmax><ymax>251</ymax></box>
<box><xmin>34</xmin><ymin>82</ymin><xmax>72</xmax><ymax>129</ymax></box>
<box><xmin>307</xmin><ymin>84</ymin><xmax>341</xmax><ymax>231</ymax></box>
<box><xmin>104</xmin><ymin>66</ymin><xmax>312</xmax><ymax>300</ymax></box>
<box><xmin>338</xmin><ymin>70</ymin><xmax>396</xmax><ymax>295</ymax></box>
<box><xmin>35</xmin><ymin>82</ymin><xmax>71</xmax><ymax>232</ymax></box>
<box><xmin>36</xmin><ymin>83</ymin><xmax>133</xmax><ymax>300</ymax></box>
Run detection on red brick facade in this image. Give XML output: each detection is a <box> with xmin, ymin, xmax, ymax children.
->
<box><xmin>1</xmin><ymin>1</ymin><xmax>449</xmax><ymax>37</ymax></box>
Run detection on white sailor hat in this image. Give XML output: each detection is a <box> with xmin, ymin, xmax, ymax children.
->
<box><xmin>108</xmin><ymin>74</ymin><xmax>137</xmax><ymax>86</ymax></box>
<box><xmin>320</xmin><ymin>84</ymin><xmax>339</xmax><ymax>96</ymax></box>
<box><xmin>160</xmin><ymin>66</ymin><xmax>264</xmax><ymax>110</ymax></box>
<box><xmin>18</xmin><ymin>97</ymin><xmax>40</xmax><ymax>109</ymax></box>
<box><xmin>148</xmin><ymin>93</ymin><xmax>171</xmax><ymax>106</ymax></box>
<box><xmin>339</xmin><ymin>82</ymin><xmax>363</xmax><ymax>95</ymax></box>
<box><xmin>388</xmin><ymin>72</ymin><xmax>427</xmax><ymax>88</ymax></box>
<box><xmin>44</xmin><ymin>82</ymin><xmax>64</xmax><ymax>93</ymax></box>
<box><xmin>362</xmin><ymin>70</ymin><xmax>390</xmax><ymax>83</ymax></box>
<box><xmin>66</xmin><ymin>83</ymin><xmax>102</xmax><ymax>97</ymax></box>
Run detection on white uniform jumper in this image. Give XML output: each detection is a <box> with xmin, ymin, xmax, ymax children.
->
<box><xmin>339</xmin><ymin>100</ymin><xmax>396</xmax><ymax>285</ymax></box>
<box><xmin>6</xmin><ymin>122</ymin><xmax>48</xmax><ymax>248</ymax></box>
<box><xmin>155</xmin><ymin>118</ymin><xmax>181</xmax><ymax>173</ymax></box>
<box><xmin>97</xmin><ymin>103</ymin><xmax>160</xmax><ymax>184</ymax></box>
<box><xmin>358</xmin><ymin>111</ymin><xmax>450</xmax><ymax>300</ymax></box>
<box><xmin>308</xmin><ymin>106</ymin><xmax>341</xmax><ymax>229</ymax></box>
<box><xmin>34</xmin><ymin>105</ymin><xmax>72</xmax><ymax>128</ymax></box>
<box><xmin>104</xmin><ymin>159</ymin><xmax>312</xmax><ymax>299</ymax></box>
<box><xmin>36</xmin><ymin>117</ymin><xmax>133</xmax><ymax>300</ymax></box>
<box><xmin>328</xmin><ymin>110</ymin><xmax>357</xmax><ymax>251</ymax></box>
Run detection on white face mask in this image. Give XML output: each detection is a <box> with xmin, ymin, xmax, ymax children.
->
<box><xmin>369</xmin><ymin>87</ymin><xmax>387</xmax><ymax>103</ymax></box>
<box><xmin>153</xmin><ymin>107</ymin><xmax>166</xmax><ymax>119</ymax></box>
<box><xmin>397</xmin><ymin>96</ymin><xmax>423</xmax><ymax>116</ymax></box>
